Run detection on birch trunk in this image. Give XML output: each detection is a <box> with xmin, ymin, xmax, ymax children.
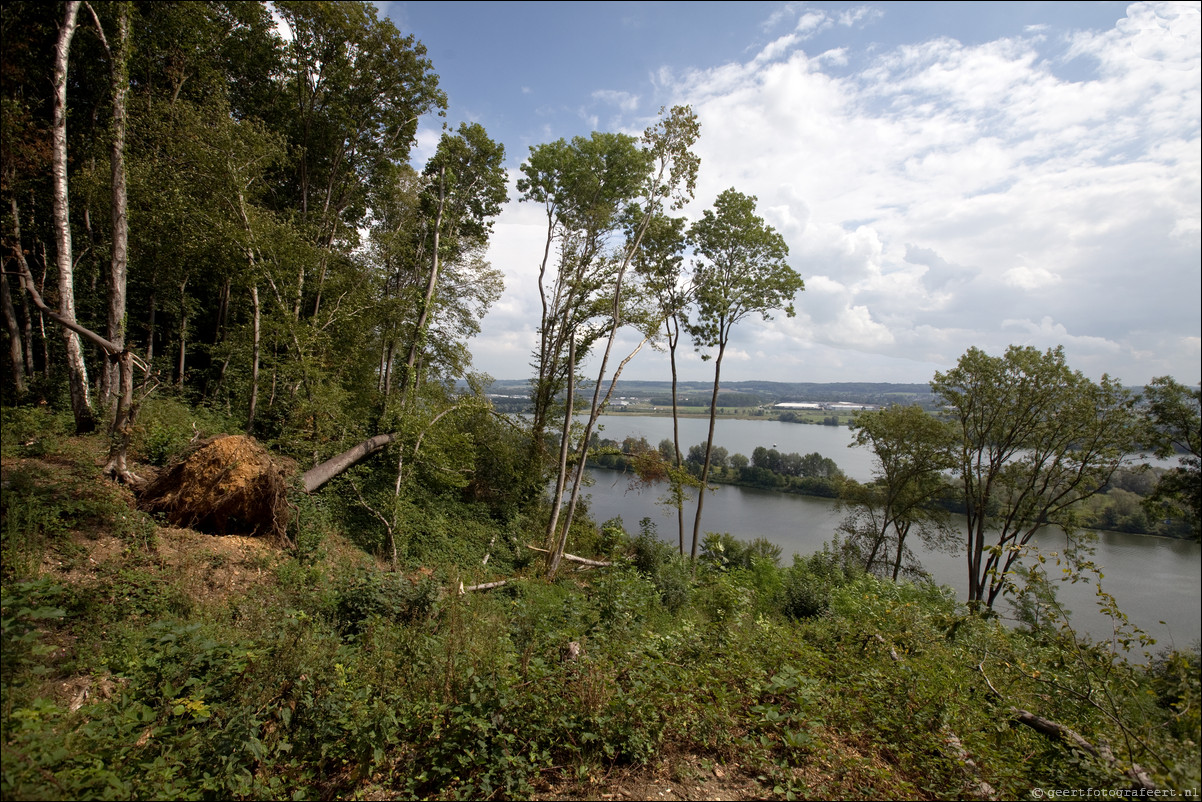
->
<box><xmin>52</xmin><ymin>1</ymin><xmax>95</xmax><ymax>432</ymax></box>
<box><xmin>247</xmin><ymin>284</ymin><xmax>260</xmax><ymax>433</ymax></box>
<box><xmin>1</xmin><ymin>268</ymin><xmax>26</xmax><ymax>395</ymax></box>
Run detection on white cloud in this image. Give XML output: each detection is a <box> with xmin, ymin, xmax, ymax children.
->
<box><xmin>642</xmin><ymin>2</ymin><xmax>1200</xmax><ymax>383</ymax></box>
<box><xmin>591</xmin><ymin>89</ymin><xmax>641</xmax><ymax>113</ymax></box>
<box><xmin>1002</xmin><ymin>266</ymin><xmax>1061</xmax><ymax>290</ymax></box>
<box><xmin>469</xmin><ymin>2</ymin><xmax>1200</xmax><ymax>386</ymax></box>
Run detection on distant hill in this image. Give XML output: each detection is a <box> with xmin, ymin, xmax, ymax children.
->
<box><xmin>480</xmin><ymin>379</ymin><xmax>935</xmax><ymax>407</ymax></box>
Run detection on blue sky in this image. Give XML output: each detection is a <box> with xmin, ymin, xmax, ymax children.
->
<box><xmin>380</xmin><ymin>1</ymin><xmax>1200</xmax><ymax>385</ymax></box>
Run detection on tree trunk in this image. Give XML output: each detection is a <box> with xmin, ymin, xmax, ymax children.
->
<box><xmin>215</xmin><ymin>275</ymin><xmax>230</xmax><ymax>341</ymax></box>
<box><xmin>18</xmin><ymin>266</ymin><xmax>35</xmax><ymax>377</ymax></box>
<box><xmin>691</xmin><ymin>340</ymin><xmax>726</xmax><ymax>560</ymax></box>
<box><xmin>1</xmin><ymin>267</ymin><xmax>26</xmax><ymax>395</ymax></box>
<box><xmin>301</xmin><ymin>432</ymin><xmax>403</xmax><ymax>493</ymax></box>
<box><xmin>247</xmin><ymin>283</ymin><xmax>260</xmax><ymax>433</ymax></box>
<box><xmin>545</xmin><ymin>338</ymin><xmax>575</xmax><ymax>575</ymax></box>
<box><xmin>176</xmin><ymin>277</ymin><xmax>188</xmax><ymax>388</ymax></box>
<box><xmin>1008</xmin><ymin>708</ymin><xmax>1155</xmax><ymax>791</ymax></box>
<box><xmin>401</xmin><ymin>165</ymin><xmax>445</xmax><ymax>398</ymax></box>
<box><xmin>145</xmin><ymin>288</ymin><xmax>156</xmax><ymax>367</ymax></box>
<box><xmin>5</xmin><ymin>198</ymin><xmax>35</xmax><ymax>392</ymax></box>
<box><xmin>52</xmin><ymin>1</ymin><xmax>95</xmax><ymax>433</ymax></box>
<box><xmin>99</xmin><ymin>2</ymin><xmax>130</xmax><ymax>408</ymax></box>
<box><xmin>15</xmin><ymin>258</ymin><xmax>140</xmax><ymax>481</ymax></box>
<box><xmin>668</xmin><ymin>317</ymin><xmax>685</xmax><ymax>554</ymax></box>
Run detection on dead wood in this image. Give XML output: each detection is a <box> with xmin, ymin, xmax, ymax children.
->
<box><xmin>526</xmin><ymin>544</ymin><xmax>613</xmax><ymax>568</ymax></box>
<box><xmin>138</xmin><ymin>435</ymin><xmax>293</xmax><ymax>538</ymax></box>
<box><xmin>942</xmin><ymin>728</ymin><xmax>997</xmax><ymax>800</ymax></box>
<box><xmin>459</xmin><ymin>580</ymin><xmax>509</xmax><ymax>594</ymax></box>
<box><xmin>1009</xmin><ymin>707</ymin><xmax>1155</xmax><ymax>791</ymax></box>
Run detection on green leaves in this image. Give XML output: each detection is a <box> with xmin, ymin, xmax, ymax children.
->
<box><xmin>688</xmin><ymin>188</ymin><xmax>803</xmax><ymax>352</ymax></box>
<box><xmin>932</xmin><ymin>346</ymin><xmax>1142</xmax><ymax>607</ymax></box>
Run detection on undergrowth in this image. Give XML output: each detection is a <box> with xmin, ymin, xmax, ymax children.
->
<box><xmin>1</xmin><ymin>422</ymin><xmax>1199</xmax><ymax>800</ymax></box>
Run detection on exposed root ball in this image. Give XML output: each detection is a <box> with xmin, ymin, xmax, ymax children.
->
<box><xmin>138</xmin><ymin>435</ymin><xmax>292</xmax><ymax>538</ymax></box>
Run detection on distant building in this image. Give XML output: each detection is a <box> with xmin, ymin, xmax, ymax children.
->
<box><xmin>774</xmin><ymin>402</ymin><xmax>822</xmax><ymax>410</ymax></box>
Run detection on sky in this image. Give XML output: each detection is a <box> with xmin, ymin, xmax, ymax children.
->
<box><xmin>380</xmin><ymin>1</ymin><xmax>1201</xmax><ymax>386</ymax></box>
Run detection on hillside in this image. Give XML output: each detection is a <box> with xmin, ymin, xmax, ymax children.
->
<box><xmin>2</xmin><ymin>405</ymin><xmax>1197</xmax><ymax>800</ymax></box>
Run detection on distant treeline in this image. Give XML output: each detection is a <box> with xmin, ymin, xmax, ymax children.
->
<box><xmin>484</xmin><ymin>379</ymin><xmax>935</xmax><ymax>407</ymax></box>
<box><xmin>587</xmin><ymin>436</ymin><xmax>845</xmax><ymax>499</ymax></box>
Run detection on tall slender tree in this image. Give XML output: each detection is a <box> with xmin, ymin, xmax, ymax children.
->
<box><xmin>51</xmin><ymin>0</ymin><xmax>95</xmax><ymax>432</ymax></box>
<box><xmin>631</xmin><ymin>211</ymin><xmax>692</xmax><ymax>553</ymax></box>
<box><xmin>542</xmin><ymin>107</ymin><xmax>700</xmax><ymax>576</ymax></box>
<box><xmin>398</xmin><ymin>122</ymin><xmax>507</xmax><ymax>397</ymax></box>
<box><xmin>687</xmin><ymin>188</ymin><xmax>803</xmax><ymax>561</ymax></box>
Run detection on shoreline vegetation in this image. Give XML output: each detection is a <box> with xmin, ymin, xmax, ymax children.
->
<box><xmin>584</xmin><ymin>424</ymin><xmax>1197</xmax><ymax>541</ymax></box>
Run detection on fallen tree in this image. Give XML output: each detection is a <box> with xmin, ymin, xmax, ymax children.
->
<box><xmin>139</xmin><ymin>435</ymin><xmax>293</xmax><ymax>538</ymax></box>
<box><xmin>10</xmin><ymin>257</ymin><xmax>145</xmax><ymax>483</ymax></box>
<box><xmin>135</xmin><ymin>431</ymin><xmax>402</xmax><ymax>538</ymax></box>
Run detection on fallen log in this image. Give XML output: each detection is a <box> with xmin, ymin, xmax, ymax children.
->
<box><xmin>459</xmin><ymin>580</ymin><xmax>508</xmax><ymax>594</ymax></box>
<box><xmin>138</xmin><ymin>431</ymin><xmax>402</xmax><ymax>537</ymax></box>
<box><xmin>1009</xmin><ymin>707</ymin><xmax>1155</xmax><ymax>791</ymax></box>
<box><xmin>942</xmin><ymin>728</ymin><xmax>997</xmax><ymax>800</ymax></box>
<box><xmin>526</xmin><ymin>545</ymin><xmax>613</xmax><ymax>568</ymax></box>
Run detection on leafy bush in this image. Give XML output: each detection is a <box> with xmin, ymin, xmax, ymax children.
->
<box><xmin>132</xmin><ymin>396</ymin><xmax>235</xmax><ymax>466</ymax></box>
<box><xmin>335</xmin><ymin>568</ymin><xmax>439</xmax><ymax>636</ymax></box>
<box><xmin>781</xmin><ymin>541</ymin><xmax>861</xmax><ymax>618</ymax></box>
<box><xmin>0</xmin><ymin>406</ymin><xmax>72</xmax><ymax>458</ymax></box>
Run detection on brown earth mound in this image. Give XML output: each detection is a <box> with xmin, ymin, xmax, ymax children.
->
<box><xmin>138</xmin><ymin>435</ymin><xmax>293</xmax><ymax>538</ymax></box>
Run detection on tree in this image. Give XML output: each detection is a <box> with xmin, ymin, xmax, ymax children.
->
<box><xmin>272</xmin><ymin>1</ymin><xmax>445</xmax><ymax>320</ymax></box>
<box><xmin>51</xmin><ymin>0</ymin><xmax>95</xmax><ymax>432</ymax></box>
<box><xmin>523</xmin><ymin>106</ymin><xmax>700</xmax><ymax>577</ymax></box>
<box><xmin>1141</xmin><ymin>376</ymin><xmax>1201</xmax><ymax>540</ymax></box>
<box><xmin>839</xmin><ymin>404</ymin><xmax>957</xmax><ymax>581</ymax></box>
<box><xmin>396</xmin><ymin>122</ymin><xmax>507</xmax><ymax>397</ymax></box>
<box><xmin>931</xmin><ymin>345</ymin><xmax>1141</xmax><ymax>610</ymax></box>
<box><xmin>548</xmin><ymin>107</ymin><xmax>699</xmax><ymax>576</ymax></box>
<box><xmin>86</xmin><ymin>0</ymin><xmax>132</xmax><ymax>408</ymax></box>
<box><xmin>687</xmin><ymin>188</ymin><xmax>803</xmax><ymax>560</ymax></box>
<box><xmin>633</xmin><ymin>210</ymin><xmax>691</xmax><ymax>552</ymax></box>
<box><xmin>519</xmin><ymin>132</ymin><xmax>649</xmax><ymax>453</ymax></box>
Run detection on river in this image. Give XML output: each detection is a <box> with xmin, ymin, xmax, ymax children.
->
<box><xmin>570</xmin><ymin>415</ymin><xmax>1202</xmax><ymax>652</ymax></box>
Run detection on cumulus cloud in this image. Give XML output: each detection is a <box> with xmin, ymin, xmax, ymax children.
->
<box><xmin>645</xmin><ymin>1</ymin><xmax>1201</xmax><ymax>383</ymax></box>
<box><xmin>591</xmin><ymin>89</ymin><xmax>641</xmax><ymax>113</ymax></box>
<box><xmin>468</xmin><ymin>2</ymin><xmax>1199</xmax><ymax>385</ymax></box>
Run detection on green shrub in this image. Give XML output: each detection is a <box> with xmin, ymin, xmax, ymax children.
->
<box><xmin>781</xmin><ymin>542</ymin><xmax>861</xmax><ymax>619</ymax></box>
<box><xmin>0</xmin><ymin>405</ymin><xmax>72</xmax><ymax>457</ymax></box>
<box><xmin>335</xmin><ymin>568</ymin><xmax>439</xmax><ymax>636</ymax></box>
<box><xmin>628</xmin><ymin>518</ymin><xmax>691</xmax><ymax>612</ymax></box>
<box><xmin>132</xmin><ymin>397</ymin><xmax>235</xmax><ymax>466</ymax></box>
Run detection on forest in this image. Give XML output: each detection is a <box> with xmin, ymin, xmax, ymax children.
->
<box><xmin>2</xmin><ymin>2</ymin><xmax>1200</xmax><ymax>799</ymax></box>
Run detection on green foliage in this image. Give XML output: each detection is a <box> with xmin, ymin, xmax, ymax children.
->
<box><xmin>131</xmin><ymin>397</ymin><xmax>236</xmax><ymax>466</ymax></box>
<box><xmin>932</xmin><ymin>345</ymin><xmax>1142</xmax><ymax>608</ymax></box>
<box><xmin>1141</xmin><ymin>376</ymin><xmax>1202</xmax><ymax>540</ymax></box>
<box><xmin>334</xmin><ymin>568</ymin><xmax>439</xmax><ymax>636</ymax></box>
<box><xmin>1</xmin><ymin>459</ymin><xmax>156</xmax><ymax>580</ymax></box>
<box><xmin>0</xmin><ymin>406</ymin><xmax>73</xmax><ymax>458</ymax></box>
<box><xmin>781</xmin><ymin>541</ymin><xmax>862</xmax><ymax>619</ymax></box>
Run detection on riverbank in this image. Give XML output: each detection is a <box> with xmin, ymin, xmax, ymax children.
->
<box><xmin>585</xmin><ymin>413</ymin><xmax>1196</xmax><ymax>541</ymax></box>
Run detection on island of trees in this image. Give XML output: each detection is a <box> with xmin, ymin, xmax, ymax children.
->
<box><xmin>2</xmin><ymin>2</ymin><xmax>1198</xmax><ymax>799</ymax></box>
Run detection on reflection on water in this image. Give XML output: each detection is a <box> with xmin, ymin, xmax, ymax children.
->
<box><xmin>577</xmin><ymin>466</ymin><xmax>1201</xmax><ymax>651</ymax></box>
